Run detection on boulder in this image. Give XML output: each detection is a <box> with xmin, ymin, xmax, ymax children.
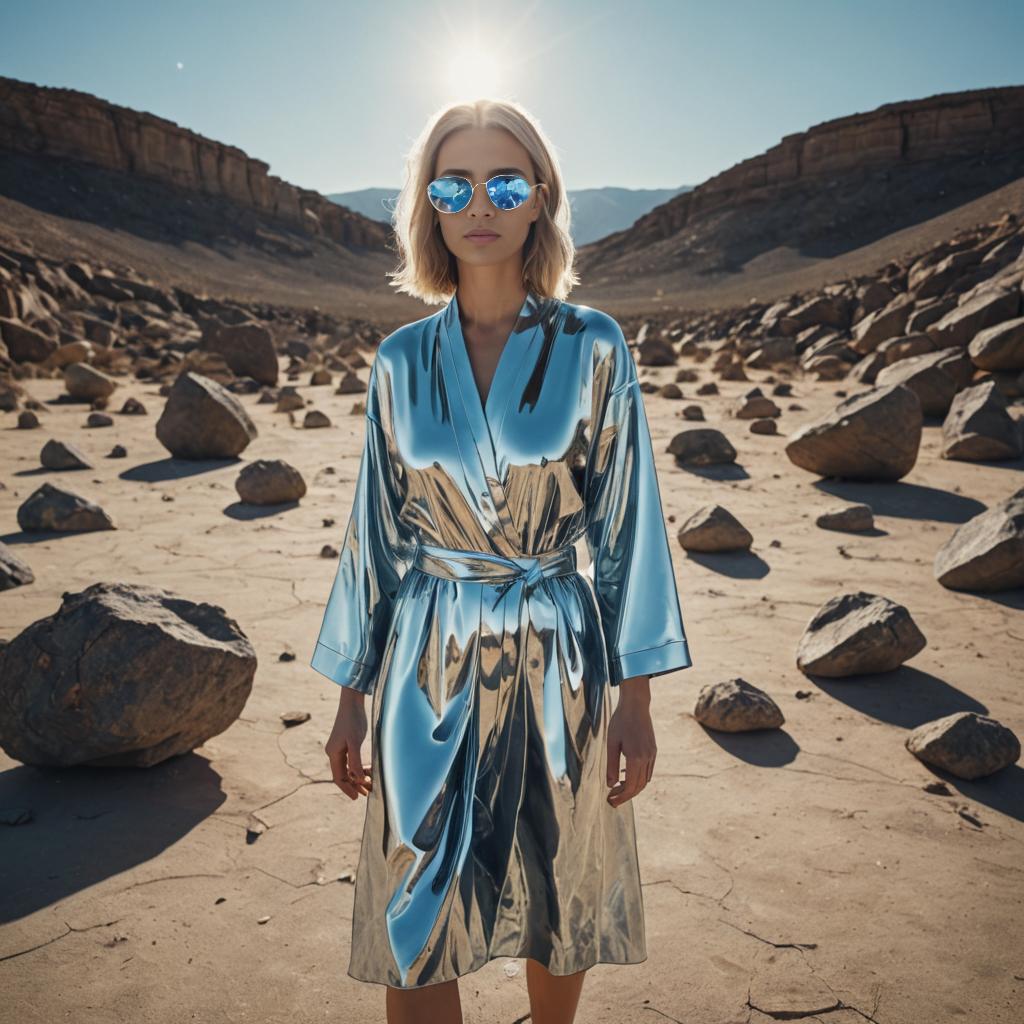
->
<box><xmin>926</xmin><ymin>288</ymin><xmax>1021</xmax><ymax>348</ymax></box>
<box><xmin>796</xmin><ymin>591</ymin><xmax>926</xmax><ymax>676</ymax></box>
<box><xmin>934</xmin><ymin>487</ymin><xmax>1024</xmax><ymax>592</ymax></box>
<box><xmin>0</xmin><ymin>581</ymin><xmax>256</xmax><ymax>767</ymax></box>
<box><xmin>849</xmin><ymin>294</ymin><xmax>913</xmax><ymax>354</ymax></box>
<box><xmin>16</xmin><ymin>482</ymin><xmax>115</xmax><ymax>533</ymax></box>
<box><xmin>785</xmin><ymin>384</ymin><xmax>922</xmax><ymax>480</ymax></box>
<box><xmin>941</xmin><ymin>380</ymin><xmax>1023</xmax><ymax>461</ymax></box>
<box><xmin>874</xmin><ymin>347</ymin><xmax>970</xmax><ymax>416</ymax></box>
<box><xmin>40</xmin><ymin>439</ymin><xmax>92</xmax><ymax>470</ymax></box>
<box><xmin>667</xmin><ymin>428</ymin><xmax>737</xmax><ymax>466</ymax></box>
<box><xmin>0</xmin><ymin>541</ymin><xmax>35</xmax><ymax>591</ymax></box>
<box><xmin>905</xmin><ymin>712</ymin><xmax>1020</xmax><ymax>781</ymax></box>
<box><xmin>63</xmin><ymin>362</ymin><xmax>117</xmax><ymax>401</ymax></box>
<box><xmin>200</xmin><ymin>320</ymin><xmax>278</xmax><ymax>385</ymax></box>
<box><xmin>968</xmin><ymin>316</ymin><xmax>1024</xmax><ymax>370</ymax></box>
<box><xmin>156</xmin><ymin>372</ymin><xmax>258</xmax><ymax>458</ymax></box>
<box><xmin>0</xmin><ymin>317</ymin><xmax>58</xmax><ymax>363</ymax></box>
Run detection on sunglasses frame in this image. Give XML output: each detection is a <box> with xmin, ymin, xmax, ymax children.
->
<box><xmin>427</xmin><ymin>173</ymin><xmax>545</xmax><ymax>215</ymax></box>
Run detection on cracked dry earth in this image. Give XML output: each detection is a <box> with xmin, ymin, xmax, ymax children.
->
<box><xmin>1</xmin><ymin>360</ymin><xmax>1022</xmax><ymax>1024</ymax></box>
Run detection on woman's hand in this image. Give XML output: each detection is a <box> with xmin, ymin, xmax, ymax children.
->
<box><xmin>606</xmin><ymin>675</ymin><xmax>656</xmax><ymax>807</ymax></box>
<box><xmin>325</xmin><ymin>689</ymin><xmax>373</xmax><ymax>800</ymax></box>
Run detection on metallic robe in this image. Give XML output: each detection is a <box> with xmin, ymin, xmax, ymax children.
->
<box><xmin>311</xmin><ymin>289</ymin><xmax>692</xmax><ymax>988</ymax></box>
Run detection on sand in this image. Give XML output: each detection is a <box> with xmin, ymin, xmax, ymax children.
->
<box><xmin>1</xmin><ymin>357</ymin><xmax>1022</xmax><ymax>1024</ymax></box>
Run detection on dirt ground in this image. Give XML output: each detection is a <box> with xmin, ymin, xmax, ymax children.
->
<box><xmin>1</xmin><ymin>350</ymin><xmax>1022</xmax><ymax>1024</ymax></box>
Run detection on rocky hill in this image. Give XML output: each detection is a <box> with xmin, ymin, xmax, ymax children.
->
<box><xmin>578</xmin><ymin>85</ymin><xmax>1024</xmax><ymax>300</ymax></box>
<box><xmin>0</xmin><ymin>76</ymin><xmax>389</xmax><ymax>251</ymax></box>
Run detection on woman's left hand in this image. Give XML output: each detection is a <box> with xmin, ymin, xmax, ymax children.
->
<box><xmin>606</xmin><ymin>675</ymin><xmax>656</xmax><ymax>807</ymax></box>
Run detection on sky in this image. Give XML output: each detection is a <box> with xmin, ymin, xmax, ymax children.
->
<box><xmin>1</xmin><ymin>0</ymin><xmax>1022</xmax><ymax>195</ymax></box>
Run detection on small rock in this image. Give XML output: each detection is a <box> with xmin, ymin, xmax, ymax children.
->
<box><xmin>677</xmin><ymin>505</ymin><xmax>753</xmax><ymax>552</ymax></box>
<box><xmin>667</xmin><ymin>428</ymin><xmax>737</xmax><ymax>466</ymax></box>
<box><xmin>0</xmin><ymin>541</ymin><xmax>35</xmax><ymax>591</ymax></box>
<box><xmin>693</xmin><ymin>678</ymin><xmax>784</xmax><ymax>732</ymax></box>
<box><xmin>64</xmin><ymin>362</ymin><xmax>117</xmax><ymax>401</ymax></box>
<box><xmin>38</xmin><ymin>440</ymin><xmax>91</xmax><ymax>471</ymax></box>
<box><xmin>235</xmin><ymin>460</ymin><xmax>307</xmax><ymax>505</ymax></box>
<box><xmin>816</xmin><ymin>504</ymin><xmax>874</xmax><ymax>532</ymax></box>
<box><xmin>303</xmin><ymin>409</ymin><xmax>331</xmax><ymax>428</ymax></box>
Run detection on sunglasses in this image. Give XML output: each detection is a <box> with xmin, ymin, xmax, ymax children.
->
<box><xmin>427</xmin><ymin>173</ymin><xmax>544</xmax><ymax>214</ymax></box>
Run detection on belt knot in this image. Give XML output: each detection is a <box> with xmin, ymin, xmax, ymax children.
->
<box><xmin>412</xmin><ymin>542</ymin><xmax>578</xmax><ymax>609</ymax></box>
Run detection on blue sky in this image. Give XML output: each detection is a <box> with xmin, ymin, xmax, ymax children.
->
<box><xmin>2</xmin><ymin>0</ymin><xmax>1021</xmax><ymax>194</ymax></box>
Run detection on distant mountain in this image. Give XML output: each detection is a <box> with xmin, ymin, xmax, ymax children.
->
<box><xmin>325</xmin><ymin>185</ymin><xmax>692</xmax><ymax>246</ymax></box>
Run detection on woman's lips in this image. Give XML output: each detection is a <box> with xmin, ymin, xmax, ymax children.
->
<box><xmin>465</xmin><ymin>232</ymin><xmax>500</xmax><ymax>244</ymax></box>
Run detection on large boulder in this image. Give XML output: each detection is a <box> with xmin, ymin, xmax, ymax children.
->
<box><xmin>968</xmin><ymin>316</ymin><xmax>1024</xmax><ymax>370</ymax></box>
<box><xmin>874</xmin><ymin>347</ymin><xmax>972</xmax><ymax>416</ymax></box>
<box><xmin>785</xmin><ymin>384</ymin><xmax>922</xmax><ymax>480</ymax></box>
<box><xmin>156</xmin><ymin>371</ymin><xmax>258</xmax><ymax>458</ymax></box>
<box><xmin>934</xmin><ymin>487</ymin><xmax>1024</xmax><ymax>592</ymax></box>
<box><xmin>849</xmin><ymin>294</ymin><xmax>913</xmax><ymax>354</ymax></box>
<box><xmin>941</xmin><ymin>380</ymin><xmax>1023</xmax><ymax>461</ymax></box>
<box><xmin>926</xmin><ymin>288</ymin><xmax>1021</xmax><ymax>348</ymax></box>
<box><xmin>0</xmin><ymin>581</ymin><xmax>256</xmax><ymax>767</ymax></box>
<box><xmin>200</xmin><ymin>320</ymin><xmax>279</xmax><ymax>385</ymax></box>
<box><xmin>0</xmin><ymin>317</ymin><xmax>58</xmax><ymax>363</ymax></box>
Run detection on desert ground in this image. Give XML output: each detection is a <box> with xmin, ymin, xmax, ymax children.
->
<box><xmin>2</xmin><ymin>343</ymin><xmax>1022</xmax><ymax>1024</ymax></box>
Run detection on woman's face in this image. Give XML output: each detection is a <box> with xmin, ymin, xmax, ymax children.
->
<box><xmin>431</xmin><ymin>126</ymin><xmax>546</xmax><ymax>272</ymax></box>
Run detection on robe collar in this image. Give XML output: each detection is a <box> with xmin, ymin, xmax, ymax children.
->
<box><xmin>438</xmin><ymin>288</ymin><xmax>551</xmax><ymax>550</ymax></box>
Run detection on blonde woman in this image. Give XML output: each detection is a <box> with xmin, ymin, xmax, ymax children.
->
<box><xmin>313</xmin><ymin>98</ymin><xmax>692</xmax><ymax>1024</ymax></box>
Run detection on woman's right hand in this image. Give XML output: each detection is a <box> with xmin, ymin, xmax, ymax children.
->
<box><xmin>325</xmin><ymin>690</ymin><xmax>373</xmax><ymax>800</ymax></box>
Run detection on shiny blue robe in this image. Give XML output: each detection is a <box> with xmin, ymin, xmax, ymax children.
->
<box><xmin>311</xmin><ymin>289</ymin><xmax>692</xmax><ymax>988</ymax></box>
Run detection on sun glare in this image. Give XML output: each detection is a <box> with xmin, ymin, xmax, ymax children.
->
<box><xmin>443</xmin><ymin>42</ymin><xmax>506</xmax><ymax>99</ymax></box>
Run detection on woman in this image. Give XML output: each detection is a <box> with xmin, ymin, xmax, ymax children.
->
<box><xmin>312</xmin><ymin>98</ymin><xmax>692</xmax><ymax>1023</ymax></box>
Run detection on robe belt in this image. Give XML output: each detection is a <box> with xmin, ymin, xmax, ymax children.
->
<box><xmin>412</xmin><ymin>542</ymin><xmax>579</xmax><ymax>609</ymax></box>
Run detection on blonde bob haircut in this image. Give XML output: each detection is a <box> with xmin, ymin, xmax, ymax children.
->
<box><xmin>387</xmin><ymin>98</ymin><xmax>578</xmax><ymax>306</ymax></box>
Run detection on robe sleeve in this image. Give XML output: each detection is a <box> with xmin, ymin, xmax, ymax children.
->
<box><xmin>310</xmin><ymin>361</ymin><xmax>412</xmax><ymax>694</ymax></box>
<box><xmin>584</xmin><ymin>317</ymin><xmax>693</xmax><ymax>685</ymax></box>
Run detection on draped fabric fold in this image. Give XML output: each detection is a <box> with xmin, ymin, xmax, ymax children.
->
<box><xmin>311</xmin><ymin>290</ymin><xmax>692</xmax><ymax>988</ymax></box>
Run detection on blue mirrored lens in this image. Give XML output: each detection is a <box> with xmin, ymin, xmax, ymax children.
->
<box><xmin>486</xmin><ymin>175</ymin><xmax>531</xmax><ymax>210</ymax></box>
<box><xmin>427</xmin><ymin>176</ymin><xmax>474</xmax><ymax>213</ymax></box>
<box><xmin>427</xmin><ymin>175</ymin><xmax>532</xmax><ymax>213</ymax></box>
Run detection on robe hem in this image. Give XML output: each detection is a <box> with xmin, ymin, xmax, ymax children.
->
<box><xmin>346</xmin><ymin>952</ymin><xmax>650</xmax><ymax>989</ymax></box>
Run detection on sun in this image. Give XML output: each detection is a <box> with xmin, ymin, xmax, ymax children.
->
<box><xmin>443</xmin><ymin>42</ymin><xmax>506</xmax><ymax>99</ymax></box>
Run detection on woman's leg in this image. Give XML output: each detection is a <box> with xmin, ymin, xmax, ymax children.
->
<box><xmin>525</xmin><ymin>958</ymin><xmax>587</xmax><ymax>1024</ymax></box>
<box><xmin>386</xmin><ymin>979</ymin><xmax>462</xmax><ymax>1024</ymax></box>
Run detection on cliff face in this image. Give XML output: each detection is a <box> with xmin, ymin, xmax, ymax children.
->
<box><xmin>0</xmin><ymin>76</ymin><xmax>389</xmax><ymax>250</ymax></box>
<box><xmin>580</xmin><ymin>85</ymin><xmax>1024</xmax><ymax>275</ymax></box>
